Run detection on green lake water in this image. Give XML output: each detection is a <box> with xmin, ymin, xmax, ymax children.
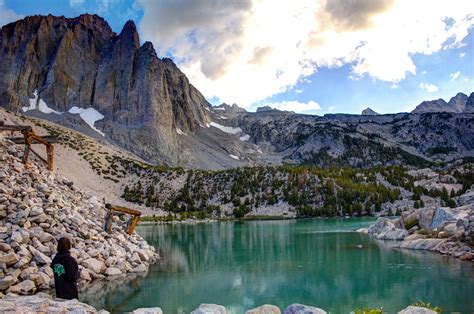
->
<box><xmin>81</xmin><ymin>218</ymin><xmax>474</xmax><ymax>313</ymax></box>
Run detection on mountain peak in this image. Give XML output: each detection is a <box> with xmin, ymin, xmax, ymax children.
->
<box><xmin>412</xmin><ymin>92</ymin><xmax>472</xmax><ymax>113</ymax></box>
<box><xmin>361</xmin><ymin>107</ymin><xmax>379</xmax><ymax>115</ymax></box>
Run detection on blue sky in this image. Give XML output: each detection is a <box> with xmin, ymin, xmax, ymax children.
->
<box><xmin>1</xmin><ymin>0</ymin><xmax>473</xmax><ymax>114</ymax></box>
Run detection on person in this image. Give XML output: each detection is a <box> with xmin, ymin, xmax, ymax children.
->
<box><xmin>51</xmin><ymin>237</ymin><xmax>80</xmax><ymax>300</ymax></box>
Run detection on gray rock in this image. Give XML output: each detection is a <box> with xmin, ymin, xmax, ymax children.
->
<box><xmin>246</xmin><ymin>304</ymin><xmax>281</xmax><ymax>314</ymax></box>
<box><xmin>191</xmin><ymin>304</ymin><xmax>227</xmax><ymax>314</ymax></box>
<box><xmin>105</xmin><ymin>267</ymin><xmax>122</xmax><ymax>276</ymax></box>
<box><xmin>0</xmin><ymin>276</ymin><xmax>16</xmax><ymax>290</ymax></box>
<box><xmin>132</xmin><ymin>308</ymin><xmax>164</xmax><ymax>314</ymax></box>
<box><xmin>83</xmin><ymin>258</ymin><xmax>106</xmax><ymax>274</ymax></box>
<box><xmin>398</xmin><ymin>306</ymin><xmax>437</xmax><ymax>314</ymax></box>
<box><xmin>284</xmin><ymin>303</ymin><xmax>327</xmax><ymax>314</ymax></box>
<box><xmin>0</xmin><ymin>253</ymin><xmax>19</xmax><ymax>266</ymax></box>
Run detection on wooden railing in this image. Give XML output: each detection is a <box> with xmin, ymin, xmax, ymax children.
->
<box><xmin>0</xmin><ymin>122</ymin><xmax>57</xmax><ymax>171</ymax></box>
<box><xmin>104</xmin><ymin>204</ymin><xmax>142</xmax><ymax>235</ymax></box>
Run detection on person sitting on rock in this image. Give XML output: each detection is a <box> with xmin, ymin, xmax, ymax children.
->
<box><xmin>51</xmin><ymin>237</ymin><xmax>80</xmax><ymax>300</ymax></box>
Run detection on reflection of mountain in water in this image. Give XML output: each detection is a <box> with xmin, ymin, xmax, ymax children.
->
<box><xmin>83</xmin><ymin>220</ymin><xmax>474</xmax><ymax>313</ymax></box>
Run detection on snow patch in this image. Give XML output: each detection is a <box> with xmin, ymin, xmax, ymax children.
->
<box><xmin>239</xmin><ymin>134</ymin><xmax>250</xmax><ymax>141</ymax></box>
<box><xmin>219</xmin><ymin>115</ymin><xmax>227</xmax><ymax>120</ymax></box>
<box><xmin>229</xmin><ymin>154</ymin><xmax>239</xmax><ymax>160</ymax></box>
<box><xmin>210</xmin><ymin>122</ymin><xmax>242</xmax><ymax>135</ymax></box>
<box><xmin>214</xmin><ymin>107</ymin><xmax>225</xmax><ymax>111</ymax></box>
<box><xmin>176</xmin><ymin>128</ymin><xmax>187</xmax><ymax>136</ymax></box>
<box><xmin>22</xmin><ymin>90</ymin><xmax>62</xmax><ymax>114</ymax></box>
<box><xmin>68</xmin><ymin>106</ymin><xmax>105</xmax><ymax>136</ymax></box>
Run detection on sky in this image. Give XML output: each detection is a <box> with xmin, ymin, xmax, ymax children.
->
<box><xmin>1</xmin><ymin>0</ymin><xmax>473</xmax><ymax>115</ymax></box>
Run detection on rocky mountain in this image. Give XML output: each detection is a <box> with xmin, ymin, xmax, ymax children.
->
<box><xmin>0</xmin><ymin>14</ymin><xmax>211</xmax><ymax>165</ymax></box>
<box><xmin>412</xmin><ymin>92</ymin><xmax>473</xmax><ymax>113</ymax></box>
<box><xmin>1</xmin><ymin>14</ymin><xmax>473</xmax><ymax>170</ymax></box>
<box><xmin>361</xmin><ymin>107</ymin><xmax>379</xmax><ymax>115</ymax></box>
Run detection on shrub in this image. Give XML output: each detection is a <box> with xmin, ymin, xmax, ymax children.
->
<box><xmin>404</xmin><ymin>217</ymin><xmax>418</xmax><ymax>230</ymax></box>
<box><xmin>411</xmin><ymin>301</ymin><xmax>441</xmax><ymax>313</ymax></box>
<box><xmin>353</xmin><ymin>308</ymin><xmax>383</xmax><ymax>314</ymax></box>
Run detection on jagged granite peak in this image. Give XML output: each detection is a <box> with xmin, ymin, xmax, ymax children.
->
<box><xmin>465</xmin><ymin>92</ymin><xmax>474</xmax><ymax>113</ymax></box>
<box><xmin>361</xmin><ymin>107</ymin><xmax>379</xmax><ymax>115</ymax></box>
<box><xmin>447</xmin><ymin>92</ymin><xmax>468</xmax><ymax>112</ymax></box>
<box><xmin>0</xmin><ymin>14</ymin><xmax>211</xmax><ymax>165</ymax></box>
<box><xmin>215</xmin><ymin>103</ymin><xmax>247</xmax><ymax>113</ymax></box>
<box><xmin>412</xmin><ymin>92</ymin><xmax>470</xmax><ymax>113</ymax></box>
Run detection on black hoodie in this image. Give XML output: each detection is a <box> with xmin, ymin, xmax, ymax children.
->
<box><xmin>51</xmin><ymin>251</ymin><xmax>80</xmax><ymax>300</ymax></box>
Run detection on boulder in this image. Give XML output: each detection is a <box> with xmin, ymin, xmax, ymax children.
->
<box><xmin>246</xmin><ymin>304</ymin><xmax>281</xmax><ymax>314</ymax></box>
<box><xmin>132</xmin><ymin>308</ymin><xmax>164</xmax><ymax>314</ymax></box>
<box><xmin>10</xmin><ymin>279</ymin><xmax>36</xmax><ymax>294</ymax></box>
<box><xmin>0</xmin><ymin>253</ymin><xmax>19</xmax><ymax>266</ymax></box>
<box><xmin>284</xmin><ymin>304</ymin><xmax>327</xmax><ymax>314</ymax></box>
<box><xmin>10</xmin><ymin>231</ymin><xmax>23</xmax><ymax>243</ymax></box>
<box><xmin>83</xmin><ymin>258</ymin><xmax>106</xmax><ymax>274</ymax></box>
<box><xmin>191</xmin><ymin>304</ymin><xmax>227</xmax><ymax>314</ymax></box>
<box><xmin>0</xmin><ymin>276</ymin><xmax>16</xmax><ymax>290</ymax></box>
<box><xmin>29</xmin><ymin>206</ymin><xmax>44</xmax><ymax>217</ymax></box>
<box><xmin>398</xmin><ymin>306</ymin><xmax>437</xmax><ymax>314</ymax></box>
<box><xmin>105</xmin><ymin>267</ymin><xmax>122</xmax><ymax>276</ymax></box>
<box><xmin>0</xmin><ymin>243</ymin><xmax>11</xmax><ymax>252</ymax></box>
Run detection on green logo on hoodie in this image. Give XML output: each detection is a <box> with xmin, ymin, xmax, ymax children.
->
<box><xmin>53</xmin><ymin>264</ymin><xmax>65</xmax><ymax>277</ymax></box>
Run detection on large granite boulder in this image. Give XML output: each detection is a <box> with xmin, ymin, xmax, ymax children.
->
<box><xmin>398</xmin><ymin>306</ymin><xmax>437</xmax><ymax>314</ymax></box>
<box><xmin>368</xmin><ymin>217</ymin><xmax>408</xmax><ymax>240</ymax></box>
<box><xmin>284</xmin><ymin>303</ymin><xmax>327</xmax><ymax>314</ymax></box>
<box><xmin>246</xmin><ymin>304</ymin><xmax>281</xmax><ymax>314</ymax></box>
<box><xmin>191</xmin><ymin>304</ymin><xmax>227</xmax><ymax>314</ymax></box>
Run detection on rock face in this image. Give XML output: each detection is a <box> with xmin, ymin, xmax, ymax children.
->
<box><xmin>0</xmin><ymin>138</ymin><xmax>158</xmax><ymax>295</ymax></box>
<box><xmin>412</xmin><ymin>92</ymin><xmax>469</xmax><ymax>113</ymax></box>
<box><xmin>361</xmin><ymin>107</ymin><xmax>379</xmax><ymax>115</ymax></box>
<box><xmin>0</xmin><ymin>14</ymin><xmax>210</xmax><ymax>165</ymax></box>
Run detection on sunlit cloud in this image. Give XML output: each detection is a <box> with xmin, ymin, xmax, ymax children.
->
<box><xmin>419</xmin><ymin>83</ymin><xmax>439</xmax><ymax>93</ymax></box>
<box><xmin>460</xmin><ymin>52</ymin><xmax>466</xmax><ymax>58</ymax></box>
<box><xmin>137</xmin><ymin>0</ymin><xmax>474</xmax><ymax>109</ymax></box>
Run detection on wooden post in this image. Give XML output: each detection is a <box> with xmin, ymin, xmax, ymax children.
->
<box><xmin>46</xmin><ymin>144</ymin><xmax>54</xmax><ymax>171</ymax></box>
<box><xmin>127</xmin><ymin>215</ymin><xmax>140</xmax><ymax>235</ymax></box>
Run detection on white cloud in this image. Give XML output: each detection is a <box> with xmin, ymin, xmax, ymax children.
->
<box><xmin>328</xmin><ymin>105</ymin><xmax>336</xmax><ymax>112</ymax></box>
<box><xmin>264</xmin><ymin>100</ymin><xmax>321</xmax><ymax>112</ymax></box>
<box><xmin>137</xmin><ymin>0</ymin><xmax>474</xmax><ymax>108</ymax></box>
<box><xmin>419</xmin><ymin>83</ymin><xmax>439</xmax><ymax>93</ymax></box>
<box><xmin>450</xmin><ymin>71</ymin><xmax>460</xmax><ymax>81</ymax></box>
<box><xmin>460</xmin><ymin>52</ymin><xmax>466</xmax><ymax>58</ymax></box>
<box><xmin>390</xmin><ymin>83</ymin><xmax>399</xmax><ymax>89</ymax></box>
<box><xmin>0</xmin><ymin>0</ymin><xmax>21</xmax><ymax>26</ymax></box>
<box><xmin>69</xmin><ymin>0</ymin><xmax>85</xmax><ymax>6</ymax></box>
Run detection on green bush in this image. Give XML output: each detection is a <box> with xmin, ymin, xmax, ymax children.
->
<box><xmin>404</xmin><ymin>217</ymin><xmax>418</xmax><ymax>230</ymax></box>
<box><xmin>353</xmin><ymin>308</ymin><xmax>383</xmax><ymax>314</ymax></box>
<box><xmin>411</xmin><ymin>301</ymin><xmax>441</xmax><ymax>313</ymax></box>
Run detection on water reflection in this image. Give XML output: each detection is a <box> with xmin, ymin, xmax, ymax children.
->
<box><xmin>82</xmin><ymin>219</ymin><xmax>474</xmax><ymax>313</ymax></box>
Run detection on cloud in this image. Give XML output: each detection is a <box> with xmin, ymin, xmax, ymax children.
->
<box><xmin>450</xmin><ymin>71</ymin><xmax>460</xmax><ymax>81</ymax></box>
<box><xmin>328</xmin><ymin>105</ymin><xmax>336</xmax><ymax>112</ymax></box>
<box><xmin>324</xmin><ymin>0</ymin><xmax>395</xmax><ymax>30</ymax></box>
<box><xmin>0</xmin><ymin>0</ymin><xmax>21</xmax><ymax>26</ymax></box>
<box><xmin>460</xmin><ymin>52</ymin><xmax>466</xmax><ymax>58</ymax></box>
<box><xmin>137</xmin><ymin>0</ymin><xmax>474</xmax><ymax>108</ymax></box>
<box><xmin>263</xmin><ymin>100</ymin><xmax>321</xmax><ymax>112</ymax></box>
<box><xmin>419</xmin><ymin>83</ymin><xmax>439</xmax><ymax>93</ymax></box>
<box><xmin>69</xmin><ymin>0</ymin><xmax>85</xmax><ymax>6</ymax></box>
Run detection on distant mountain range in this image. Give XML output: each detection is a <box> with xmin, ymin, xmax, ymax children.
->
<box><xmin>1</xmin><ymin>14</ymin><xmax>473</xmax><ymax>169</ymax></box>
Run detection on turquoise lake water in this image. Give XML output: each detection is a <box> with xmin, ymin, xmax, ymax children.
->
<box><xmin>81</xmin><ymin>218</ymin><xmax>474</xmax><ymax>313</ymax></box>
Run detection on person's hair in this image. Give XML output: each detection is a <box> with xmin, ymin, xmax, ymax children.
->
<box><xmin>57</xmin><ymin>237</ymin><xmax>72</xmax><ymax>253</ymax></box>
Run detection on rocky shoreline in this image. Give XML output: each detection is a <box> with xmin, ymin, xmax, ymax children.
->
<box><xmin>0</xmin><ymin>294</ymin><xmax>441</xmax><ymax>314</ymax></box>
<box><xmin>363</xmin><ymin>204</ymin><xmax>474</xmax><ymax>261</ymax></box>
<box><xmin>0</xmin><ymin>137</ymin><xmax>159</xmax><ymax>297</ymax></box>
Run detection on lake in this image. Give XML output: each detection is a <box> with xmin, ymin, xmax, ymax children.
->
<box><xmin>81</xmin><ymin>218</ymin><xmax>474</xmax><ymax>313</ymax></box>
